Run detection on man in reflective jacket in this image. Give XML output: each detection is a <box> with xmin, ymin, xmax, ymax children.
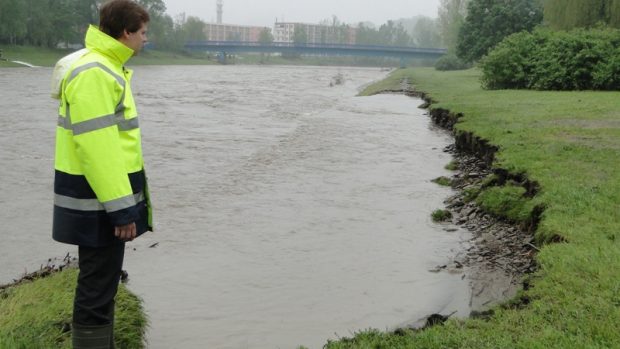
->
<box><xmin>52</xmin><ymin>1</ymin><xmax>152</xmax><ymax>347</ymax></box>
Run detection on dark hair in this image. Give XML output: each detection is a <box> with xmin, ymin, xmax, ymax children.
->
<box><xmin>99</xmin><ymin>0</ymin><xmax>150</xmax><ymax>39</ymax></box>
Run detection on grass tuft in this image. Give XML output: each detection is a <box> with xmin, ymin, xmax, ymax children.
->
<box><xmin>432</xmin><ymin>176</ymin><xmax>452</xmax><ymax>186</ymax></box>
<box><xmin>431</xmin><ymin>209</ymin><xmax>453</xmax><ymax>222</ymax></box>
<box><xmin>444</xmin><ymin>160</ymin><xmax>459</xmax><ymax>171</ymax></box>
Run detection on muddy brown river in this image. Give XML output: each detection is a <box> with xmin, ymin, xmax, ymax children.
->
<box><xmin>0</xmin><ymin>65</ymin><xmax>473</xmax><ymax>348</ymax></box>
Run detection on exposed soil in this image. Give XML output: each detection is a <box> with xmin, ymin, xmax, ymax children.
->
<box><xmin>439</xmin><ymin>148</ymin><xmax>538</xmax><ymax>312</ymax></box>
<box><xmin>0</xmin><ymin>253</ymin><xmax>77</xmax><ymax>291</ymax></box>
<box><xmin>379</xmin><ymin>79</ymin><xmax>540</xmax><ymax>324</ymax></box>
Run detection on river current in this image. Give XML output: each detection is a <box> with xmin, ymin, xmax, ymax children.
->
<box><xmin>0</xmin><ymin>65</ymin><xmax>471</xmax><ymax>348</ymax></box>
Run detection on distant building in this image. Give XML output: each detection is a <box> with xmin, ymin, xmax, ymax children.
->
<box><xmin>204</xmin><ymin>23</ymin><xmax>271</xmax><ymax>42</ymax></box>
<box><xmin>273</xmin><ymin>22</ymin><xmax>358</xmax><ymax>45</ymax></box>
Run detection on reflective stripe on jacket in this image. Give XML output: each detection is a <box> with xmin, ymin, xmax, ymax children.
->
<box><xmin>53</xmin><ymin>25</ymin><xmax>152</xmax><ymax>247</ymax></box>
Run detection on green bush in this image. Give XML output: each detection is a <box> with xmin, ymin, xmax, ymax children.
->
<box><xmin>434</xmin><ymin>54</ymin><xmax>470</xmax><ymax>71</ymax></box>
<box><xmin>481</xmin><ymin>28</ymin><xmax>620</xmax><ymax>90</ymax></box>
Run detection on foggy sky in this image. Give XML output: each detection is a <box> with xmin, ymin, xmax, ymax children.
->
<box><xmin>162</xmin><ymin>0</ymin><xmax>440</xmax><ymax>28</ymax></box>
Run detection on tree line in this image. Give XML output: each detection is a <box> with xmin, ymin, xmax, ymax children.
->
<box><xmin>435</xmin><ymin>0</ymin><xmax>620</xmax><ymax>90</ymax></box>
<box><xmin>435</xmin><ymin>0</ymin><xmax>620</xmax><ymax>64</ymax></box>
<box><xmin>0</xmin><ymin>0</ymin><xmax>436</xmax><ymax>49</ymax></box>
<box><xmin>544</xmin><ymin>0</ymin><xmax>620</xmax><ymax>29</ymax></box>
<box><xmin>0</xmin><ymin>0</ymin><xmax>209</xmax><ymax>50</ymax></box>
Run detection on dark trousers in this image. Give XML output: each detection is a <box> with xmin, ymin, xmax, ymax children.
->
<box><xmin>73</xmin><ymin>243</ymin><xmax>126</xmax><ymax>326</ymax></box>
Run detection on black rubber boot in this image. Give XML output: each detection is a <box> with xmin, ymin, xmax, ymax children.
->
<box><xmin>108</xmin><ymin>308</ymin><xmax>116</xmax><ymax>349</ymax></box>
<box><xmin>72</xmin><ymin>323</ymin><xmax>112</xmax><ymax>349</ymax></box>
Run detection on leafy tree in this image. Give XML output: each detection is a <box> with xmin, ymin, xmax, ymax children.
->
<box><xmin>611</xmin><ymin>0</ymin><xmax>620</xmax><ymax>27</ymax></box>
<box><xmin>136</xmin><ymin>0</ymin><xmax>166</xmax><ymax>18</ymax></box>
<box><xmin>354</xmin><ymin>20</ymin><xmax>414</xmax><ymax>46</ymax></box>
<box><xmin>377</xmin><ymin>20</ymin><xmax>412</xmax><ymax>46</ymax></box>
<box><xmin>147</xmin><ymin>13</ymin><xmax>176</xmax><ymax>49</ymax></box>
<box><xmin>412</xmin><ymin>17</ymin><xmax>442</xmax><ymax>48</ymax></box>
<box><xmin>355</xmin><ymin>22</ymin><xmax>381</xmax><ymax>45</ymax></box>
<box><xmin>544</xmin><ymin>0</ymin><xmax>620</xmax><ymax>29</ymax></box>
<box><xmin>457</xmin><ymin>0</ymin><xmax>543</xmax><ymax>62</ymax></box>
<box><xmin>0</xmin><ymin>0</ymin><xmax>28</xmax><ymax>44</ymax></box>
<box><xmin>438</xmin><ymin>0</ymin><xmax>469</xmax><ymax>51</ymax></box>
<box><xmin>293</xmin><ymin>25</ymin><xmax>307</xmax><ymax>45</ymax></box>
<box><xmin>182</xmin><ymin>16</ymin><xmax>207</xmax><ymax>42</ymax></box>
<box><xmin>316</xmin><ymin>16</ymin><xmax>353</xmax><ymax>44</ymax></box>
<box><xmin>258</xmin><ymin>28</ymin><xmax>274</xmax><ymax>44</ymax></box>
<box><xmin>24</xmin><ymin>0</ymin><xmax>78</xmax><ymax>48</ymax></box>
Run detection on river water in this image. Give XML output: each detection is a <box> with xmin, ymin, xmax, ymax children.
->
<box><xmin>0</xmin><ymin>65</ymin><xmax>471</xmax><ymax>348</ymax></box>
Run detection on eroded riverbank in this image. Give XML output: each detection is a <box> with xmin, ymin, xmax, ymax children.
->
<box><xmin>326</xmin><ymin>67</ymin><xmax>620</xmax><ymax>349</ymax></box>
<box><xmin>372</xmin><ymin>82</ymin><xmax>540</xmax><ymax>323</ymax></box>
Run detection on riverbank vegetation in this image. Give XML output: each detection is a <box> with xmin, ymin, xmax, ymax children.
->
<box><xmin>0</xmin><ymin>45</ymin><xmax>219</xmax><ymax>67</ymax></box>
<box><xmin>338</xmin><ymin>67</ymin><xmax>620</xmax><ymax>348</ymax></box>
<box><xmin>481</xmin><ymin>28</ymin><xmax>620</xmax><ymax>90</ymax></box>
<box><xmin>439</xmin><ymin>0</ymin><xmax>620</xmax><ymax>83</ymax></box>
<box><xmin>0</xmin><ymin>268</ymin><xmax>147</xmax><ymax>348</ymax></box>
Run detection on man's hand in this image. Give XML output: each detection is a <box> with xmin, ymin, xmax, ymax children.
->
<box><xmin>115</xmin><ymin>222</ymin><xmax>137</xmax><ymax>241</ymax></box>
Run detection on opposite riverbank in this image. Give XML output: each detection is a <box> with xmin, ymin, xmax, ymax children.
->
<box><xmin>0</xmin><ymin>45</ymin><xmax>409</xmax><ymax>68</ymax></box>
<box><xmin>324</xmin><ymin>68</ymin><xmax>620</xmax><ymax>348</ymax></box>
<box><xmin>0</xmin><ymin>46</ymin><xmax>219</xmax><ymax>67</ymax></box>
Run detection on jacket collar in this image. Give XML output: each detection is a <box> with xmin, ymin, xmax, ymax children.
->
<box><xmin>84</xmin><ymin>25</ymin><xmax>134</xmax><ymax>65</ymax></box>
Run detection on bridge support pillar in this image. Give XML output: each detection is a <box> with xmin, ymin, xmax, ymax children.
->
<box><xmin>217</xmin><ymin>51</ymin><xmax>228</xmax><ymax>64</ymax></box>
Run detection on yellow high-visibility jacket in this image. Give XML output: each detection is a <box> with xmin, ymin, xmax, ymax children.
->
<box><xmin>53</xmin><ymin>25</ymin><xmax>152</xmax><ymax>247</ymax></box>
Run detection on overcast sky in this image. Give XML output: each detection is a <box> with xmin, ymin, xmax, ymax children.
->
<box><xmin>162</xmin><ymin>0</ymin><xmax>441</xmax><ymax>28</ymax></box>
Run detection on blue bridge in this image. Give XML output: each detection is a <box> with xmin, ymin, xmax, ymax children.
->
<box><xmin>184</xmin><ymin>41</ymin><xmax>447</xmax><ymax>64</ymax></box>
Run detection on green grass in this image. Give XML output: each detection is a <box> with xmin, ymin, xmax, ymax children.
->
<box><xmin>129</xmin><ymin>49</ymin><xmax>217</xmax><ymax>66</ymax></box>
<box><xmin>475</xmin><ymin>185</ymin><xmax>535</xmax><ymax>223</ymax></box>
<box><xmin>0</xmin><ymin>269</ymin><xmax>147</xmax><ymax>349</ymax></box>
<box><xmin>431</xmin><ymin>209</ymin><xmax>453</xmax><ymax>222</ymax></box>
<box><xmin>0</xmin><ymin>46</ymin><xmax>68</xmax><ymax>67</ymax></box>
<box><xmin>0</xmin><ymin>45</ymin><xmax>217</xmax><ymax>67</ymax></box>
<box><xmin>432</xmin><ymin>176</ymin><xmax>452</xmax><ymax>186</ymax></box>
<box><xmin>358</xmin><ymin>68</ymin><xmax>412</xmax><ymax>96</ymax></box>
<box><xmin>444</xmin><ymin>160</ymin><xmax>459</xmax><ymax>171</ymax></box>
<box><xmin>324</xmin><ymin>68</ymin><xmax>620</xmax><ymax>348</ymax></box>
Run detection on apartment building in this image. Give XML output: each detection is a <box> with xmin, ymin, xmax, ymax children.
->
<box><xmin>273</xmin><ymin>22</ymin><xmax>357</xmax><ymax>44</ymax></box>
<box><xmin>204</xmin><ymin>23</ymin><xmax>270</xmax><ymax>42</ymax></box>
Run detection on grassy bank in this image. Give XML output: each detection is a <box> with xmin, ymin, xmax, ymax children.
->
<box><xmin>327</xmin><ymin>68</ymin><xmax>620</xmax><ymax>348</ymax></box>
<box><xmin>0</xmin><ymin>269</ymin><xmax>147</xmax><ymax>348</ymax></box>
<box><xmin>0</xmin><ymin>45</ymin><xmax>216</xmax><ymax>67</ymax></box>
<box><xmin>0</xmin><ymin>46</ymin><xmax>69</xmax><ymax>67</ymax></box>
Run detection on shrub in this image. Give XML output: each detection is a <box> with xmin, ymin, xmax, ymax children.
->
<box><xmin>435</xmin><ymin>54</ymin><xmax>470</xmax><ymax>71</ymax></box>
<box><xmin>480</xmin><ymin>28</ymin><xmax>620</xmax><ymax>90</ymax></box>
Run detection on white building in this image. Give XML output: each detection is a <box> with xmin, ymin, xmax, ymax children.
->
<box><xmin>273</xmin><ymin>22</ymin><xmax>357</xmax><ymax>45</ymax></box>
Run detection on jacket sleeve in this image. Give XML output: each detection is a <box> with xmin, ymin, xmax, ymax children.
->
<box><xmin>65</xmin><ymin>66</ymin><xmax>139</xmax><ymax>226</ymax></box>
